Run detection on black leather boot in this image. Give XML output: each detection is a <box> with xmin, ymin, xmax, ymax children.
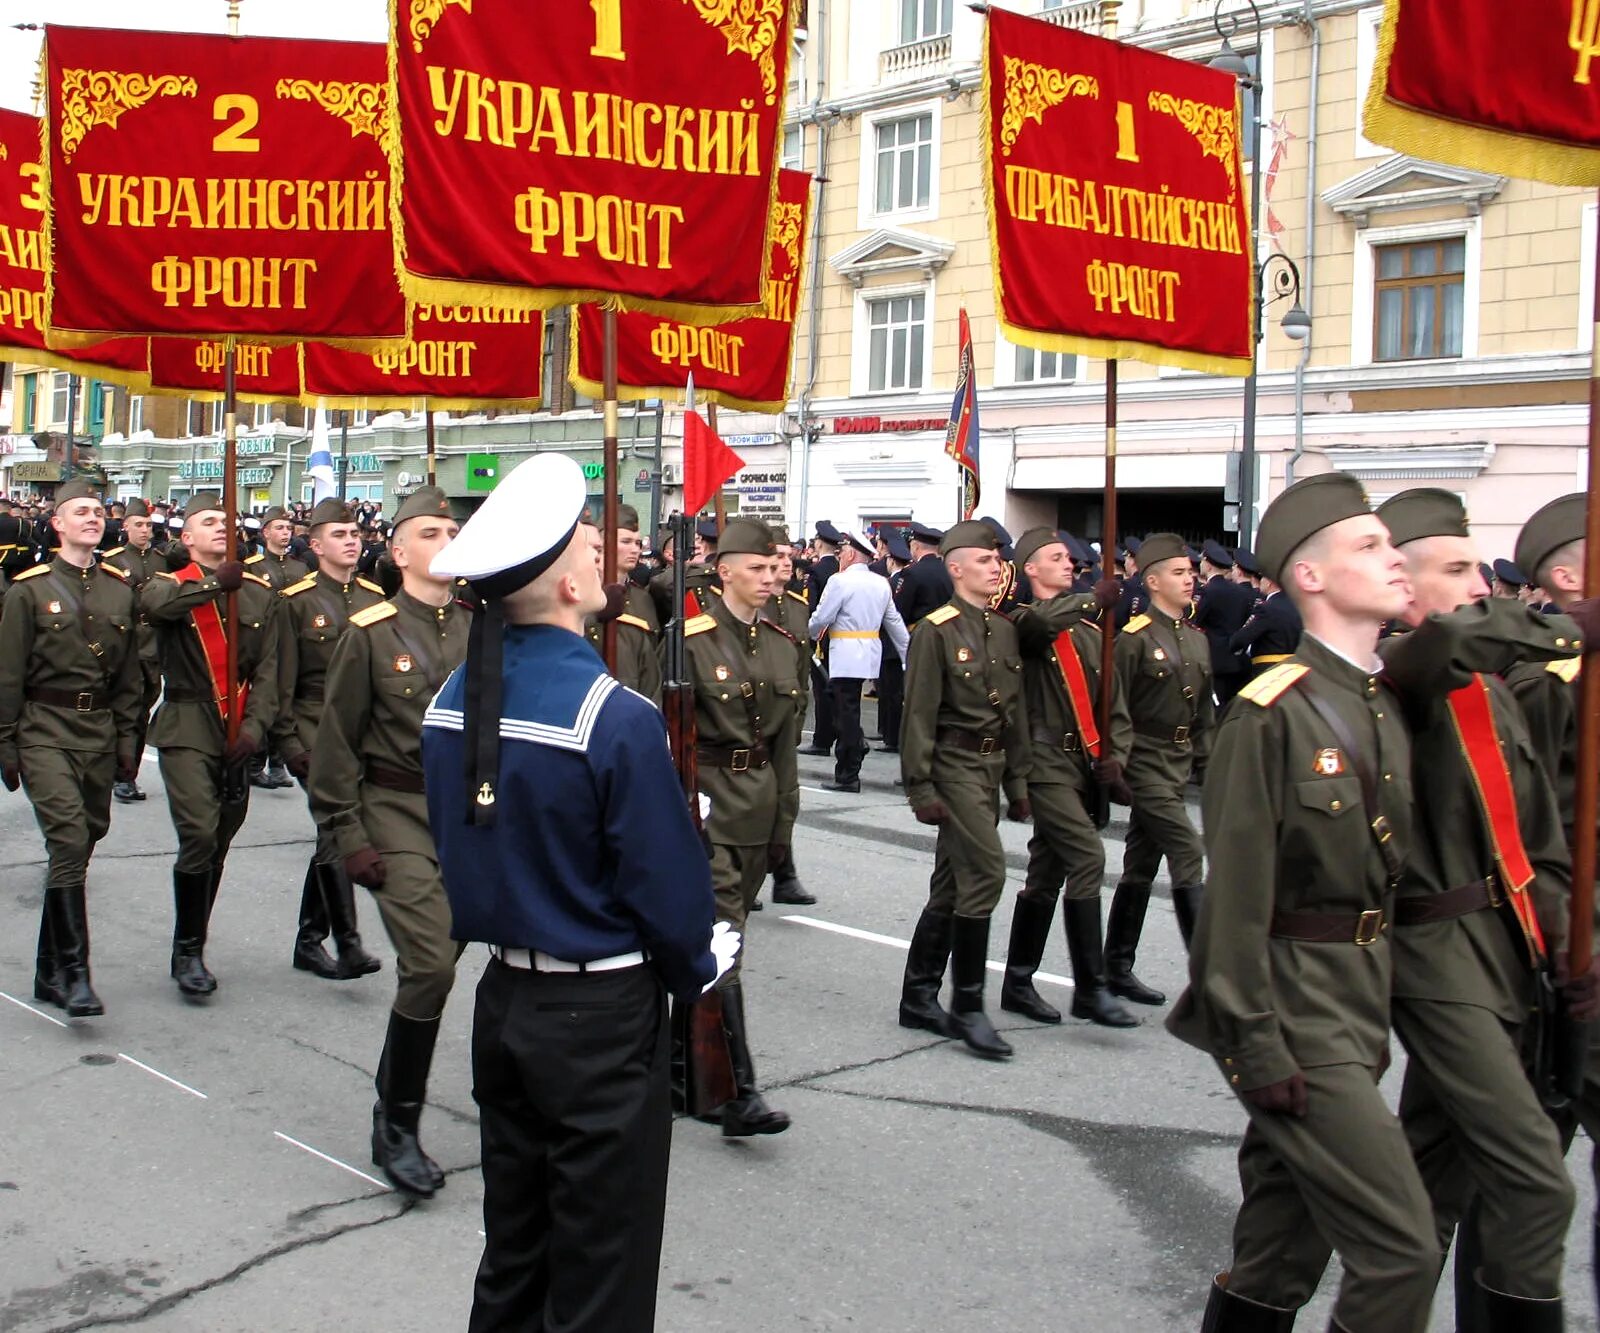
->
<box><xmin>247</xmin><ymin>750</ymin><xmax>273</xmax><ymax>789</ymax></box>
<box><xmin>33</xmin><ymin>906</ymin><xmax>61</xmax><ymax>1008</ymax></box>
<box><xmin>898</xmin><ymin>908</ymin><xmax>955</xmax><ymax>1034</ymax></box>
<box><xmin>315</xmin><ymin>862</ymin><xmax>381</xmax><ymax>978</ymax></box>
<box><xmin>719</xmin><ymin>981</ymin><xmax>790</xmax><ymax>1137</ymax></box>
<box><xmin>1172</xmin><ymin>883</ymin><xmax>1205</xmax><ymax>950</ymax></box>
<box><xmin>948</xmin><ymin>915</ymin><xmax>1012</xmax><ymax>1060</ymax></box>
<box><xmin>171</xmin><ymin>868</ymin><xmax>217</xmax><ymax>996</ymax></box>
<box><xmin>291</xmin><ymin>860</ymin><xmax>340</xmax><ymax>979</ymax></box>
<box><xmin>1476</xmin><ymin>1272</ymin><xmax>1562</xmax><ymax>1332</ymax></box>
<box><xmin>770</xmin><ymin>847</ymin><xmax>816</xmax><ymax>905</ymax></box>
<box><xmin>51</xmin><ymin>883</ymin><xmax>103</xmax><ymax>1018</ymax></box>
<box><xmin>1105</xmin><ymin>883</ymin><xmax>1165</xmax><ymax>1005</ymax></box>
<box><xmin>1063</xmin><ymin>898</ymin><xmax>1139</xmax><ymax>1027</ymax></box>
<box><xmin>1000</xmin><ymin>894</ymin><xmax>1062</xmax><ymax>1023</ymax></box>
<box><xmin>372</xmin><ymin>1011</ymin><xmax>444</xmax><ymax>1196</ymax></box>
<box><xmin>1200</xmin><ymin>1272</ymin><xmax>1298</xmax><ymax>1331</ymax></box>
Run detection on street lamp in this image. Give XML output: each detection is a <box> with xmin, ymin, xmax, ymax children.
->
<box><xmin>1210</xmin><ymin>0</ymin><xmax>1311</xmax><ymax>549</ymax></box>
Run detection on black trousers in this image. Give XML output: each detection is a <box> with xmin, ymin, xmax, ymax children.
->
<box><xmin>876</xmin><ymin>654</ymin><xmax>904</xmax><ymax>748</ymax></box>
<box><xmin>830</xmin><ymin>677</ymin><xmax>866</xmax><ymax>782</ymax></box>
<box><xmin>469</xmin><ymin>960</ymin><xmax>671</xmax><ymax>1333</ymax></box>
<box><xmin>810</xmin><ymin>656</ymin><xmax>836</xmax><ymax>748</ymax></box>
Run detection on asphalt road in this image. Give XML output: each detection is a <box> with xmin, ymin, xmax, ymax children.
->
<box><xmin>2</xmin><ymin>711</ymin><xmax>1595</xmax><ymax>1332</ymax></box>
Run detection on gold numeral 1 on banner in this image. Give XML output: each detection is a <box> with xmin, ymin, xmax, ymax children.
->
<box><xmin>591</xmin><ymin>0</ymin><xmax>625</xmax><ymax>60</ymax></box>
<box><xmin>212</xmin><ymin>94</ymin><xmax>261</xmax><ymax>153</ymax></box>
<box><xmin>1115</xmin><ymin>101</ymin><xmax>1140</xmax><ymax>163</ymax></box>
<box><xmin>19</xmin><ymin>162</ymin><xmax>45</xmax><ymax>212</ymax></box>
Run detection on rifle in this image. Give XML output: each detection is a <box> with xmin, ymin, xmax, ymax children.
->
<box><xmin>662</xmin><ymin>510</ymin><xmax>736</xmax><ymax>1117</ymax></box>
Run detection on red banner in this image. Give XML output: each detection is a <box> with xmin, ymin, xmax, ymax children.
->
<box><xmin>0</xmin><ymin>108</ymin><xmax>147</xmax><ymax>386</ymax></box>
<box><xmin>982</xmin><ymin>10</ymin><xmax>1252</xmax><ymax>375</ymax></box>
<box><xmin>1363</xmin><ymin>0</ymin><xmax>1600</xmax><ymax>186</ymax></box>
<box><xmin>571</xmin><ymin>169</ymin><xmax>810</xmax><ymax>411</ymax></box>
<box><xmin>301</xmin><ymin>304</ymin><xmax>544</xmax><ymax>410</ymax></box>
<box><xmin>146</xmin><ymin>338</ymin><xmax>300</xmax><ymax>405</ymax></box>
<box><xmin>42</xmin><ymin>26</ymin><xmax>407</xmax><ymax>348</ymax></box>
<box><xmin>389</xmin><ymin>0</ymin><xmax>793</xmax><ymax>322</ymax></box>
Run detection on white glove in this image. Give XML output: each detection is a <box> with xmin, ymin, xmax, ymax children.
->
<box><xmin>698</xmin><ymin>792</ymin><xmax>712</xmax><ymax>823</ymax></box>
<box><xmin>701</xmin><ymin>920</ymin><xmax>741</xmax><ymax>993</ymax></box>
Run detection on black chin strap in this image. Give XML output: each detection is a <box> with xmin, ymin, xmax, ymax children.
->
<box><xmin>463</xmin><ymin>598</ymin><xmax>505</xmax><ymax>827</ymax></box>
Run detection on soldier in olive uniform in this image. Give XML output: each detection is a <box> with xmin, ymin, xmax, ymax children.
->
<box><xmin>309</xmin><ymin>487</ymin><xmax>469</xmax><ymax>1197</ymax></box>
<box><xmin>243</xmin><ymin>504</ymin><xmax>309</xmax><ymax>791</ymax></box>
<box><xmin>102</xmin><ymin>498</ymin><xmax>165</xmax><ymax>803</ymax></box>
<box><xmin>0</xmin><ymin>478</ymin><xmax>142</xmax><ymax>1017</ymax></box>
<box><xmin>587</xmin><ymin>505</ymin><xmax>662</xmax><ymax>705</ymax></box>
<box><xmin>1373</xmin><ymin>489</ymin><xmax>1580</xmax><ymax>1329</ymax></box>
<box><xmin>681</xmin><ymin>517</ymin><xmax>801</xmax><ymax>1136</ymax></box>
<box><xmin>273</xmin><ymin>497</ymin><xmax>386</xmax><ymax>981</ymax></box>
<box><xmin>758</xmin><ymin>525</ymin><xmax>817</xmax><ymax>908</ymax></box>
<box><xmin>1507</xmin><ymin>493</ymin><xmax>1600</xmax><ymax>1317</ymax></box>
<box><xmin>1104</xmin><ymin>533</ymin><xmax>1215</xmax><ymax>1006</ymax></box>
<box><xmin>898</xmin><ymin>520</ymin><xmax>1031</xmax><ymax>1060</ymax></box>
<box><xmin>1168</xmin><ymin>474</ymin><xmax>1439</xmax><ymax>1333</ymax></box>
<box><xmin>142</xmin><ymin>493</ymin><xmax>280</xmax><ymax>997</ymax></box>
<box><xmin>1000</xmin><ymin>528</ymin><xmax>1136</xmax><ymax>1029</ymax></box>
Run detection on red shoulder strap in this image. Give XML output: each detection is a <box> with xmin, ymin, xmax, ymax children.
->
<box><xmin>173</xmin><ymin>564</ymin><xmax>246</xmax><ymax>729</ymax></box>
<box><xmin>1051</xmin><ymin>628</ymin><xmax>1102</xmax><ymax>760</ymax></box>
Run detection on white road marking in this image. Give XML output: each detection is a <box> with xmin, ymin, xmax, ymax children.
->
<box><xmin>118</xmin><ymin>1052</ymin><xmax>207</xmax><ymax>1100</ymax></box>
<box><xmin>274</xmin><ymin>1131</ymin><xmax>393</xmax><ymax>1192</ymax></box>
<box><xmin>778</xmin><ymin>914</ymin><xmax>1074</xmax><ymax>989</ymax></box>
<box><xmin>0</xmin><ymin>989</ymin><xmax>69</xmax><ymax>1028</ymax></box>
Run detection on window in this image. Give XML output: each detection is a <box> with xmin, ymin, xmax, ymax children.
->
<box><xmin>252</xmin><ymin>402</ymin><xmax>273</xmax><ymax>428</ymax></box>
<box><xmin>347</xmin><ymin>408</ymin><xmax>370</xmax><ymax>427</ymax></box>
<box><xmin>51</xmin><ymin>372</ymin><xmax>71</xmax><ymax>427</ymax></box>
<box><xmin>19</xmin><ymin>373</ymin><xmax>36</xmax><ymax>433</ymax></box>
<box><xmin>1239</xmin><ymin>51</ymin><xmax>1259</xmax><ymax>163</ymax></box>
<box><xmin>1374</xmin><ymin>238</ymin><xmax>1466</xmax><ymax>361</ymax></box>
<box><xmin>1354</xmin><ymin>8</ymin><xmax>1388</xmax><ymax>159</ymax></box>
<box><xmin>867</xmin><ymin>291</ymin><xmax>927</xmax><ymax>391</ymax></box>
<box><xmin>187</xmin><ymin>400</ymin><xmax>215</xmax><ymax>436</ymax></box>
<box><xmin>128</xmin><ymin>395</ymin><xmax>143</xmax><ymax>435</ymax></box>
<box><xmin>782</xmin><ymin>123</ymin><xmax>804</xmax><ymax>171</ymax></box>
<box><xmin>874</xmin><ymin>113</ymin><xmax>933</xmax><ymax>215</ymax></box>
<box><xmin>1013</xmin><ymin>345</ymin><xmax>1077</xmax><ymax>384</ymax></box>
<box><xmin>899</xmin><ymin>0</ymin><xmax>952</xmax><ymax>42</ymax></box>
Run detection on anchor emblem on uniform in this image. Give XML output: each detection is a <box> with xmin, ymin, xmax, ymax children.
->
<box><xmin>476</xmin><ymin>782</ymin><xmax>496</xmax><ymax>807</ymax></box>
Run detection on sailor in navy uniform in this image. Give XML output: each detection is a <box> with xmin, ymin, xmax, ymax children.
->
<box><xmin>422</xmin><ymin>454</ymin><xmax>729</xmax><ymax>1333</ymax></box>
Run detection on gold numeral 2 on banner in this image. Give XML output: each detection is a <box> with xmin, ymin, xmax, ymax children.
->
<box><xmin>212</xmin><ymin>94</ymin><xmax>261</xmax><ymax>153</ymax></box>
<box><xmin>1115</xmin><ymin>101</ymin><xmax>1140</xmax><ymax>163</ymax></box>
<box><xmin>590</xmin><ymin>0</ymin><xmax>625</xmax><ymax>61</ymax></box>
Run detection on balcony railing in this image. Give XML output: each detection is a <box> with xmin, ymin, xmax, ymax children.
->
<box><xmin>1040</xmin><ymin>2</ymin><xmax>1106</xmax><ymax>32</ymax></box>
<box><xmin>880</xmin><ymin>33</ymin><xmax>952</xmax><ymax>81</ymax></box>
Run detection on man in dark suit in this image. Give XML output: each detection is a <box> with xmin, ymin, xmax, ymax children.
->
<box><xmin>800</xmin><ymin>520</ymin><xmax>842</xmax><ymax>756</ymax></box>
<box><xmin>1193</xmin><ymin>539</ymin><xmax>1254</xmax><ymax>707</ymax></box>
<box><xmin>893</xmin><ymin>521</ymin><xmax>953</xmax><ymax>627</ymax></box>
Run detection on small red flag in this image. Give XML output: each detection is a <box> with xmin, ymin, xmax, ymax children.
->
<box><xmin>682</xmin><ymin>409</ymin><xmax>746</xmax><ymax>517</ymax></box>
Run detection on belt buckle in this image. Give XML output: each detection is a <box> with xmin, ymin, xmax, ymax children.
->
<box><xmin>1173</xmin><ymin>725</ymin><xmax>1190</xmax><ymax>745</ymax></box>
<box><xmin>1485</xmin><ymin>874</ymin><xmax>1505</xmax><ymax>908</ymax></box>
<box><xmin>978</xmin><ymin>736</ymin><xmax>997</xmax><ymax>755</ymax></box>
<box><xmin>1061</xmin><ymin>732</ymin><xmax>1077</xmax><ymax>753</ymax></box>
<box><xmin>730</xmin><ymin>748</ymin><xmax>750</xmax><ymax>772</ymax></box>
<box><xmin>75</xmin><ymin>691</ymin><xmax>94</xmax><ymax>712</ymax></box>
<box><xmin>1354</xmin><ymin>909</ymin><xmax>1385</xmax><ymax>946</ymax></box>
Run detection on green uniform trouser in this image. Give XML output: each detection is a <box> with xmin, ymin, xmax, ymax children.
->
<box><xmin>710</xmin><ymin>843</ymin><xmax>764</xmax><ymax>983</ymax></box>
<box><xmin>158</xmin><ymin>747</ymin><xmax>250</xmax><ymax>875</ymax></box>
<box><xmin>925</xmin><ymin>780</ymin><xmax>1006</xmax><ymax>918</ymax></box>
<box><xmin>1226</xmin><ymin>1062</ymin><xmax>1440</xmax><ymax>1332</ymax></box>
<box><xmin>20</xmin><ymin>746</ymin><xmax>113</xmax><ymax>890</ymax></box>
<box><xmin>1395</xmin><ymin>998</ymin><xmax>1573</xmax><ymax>1297</ymax></box>
<box><xmin>1117</xmin><ymin>765</ymin><xmax>1203</xmax><ymax>891</ymax></box>
<box><xmin>1020</xmin><ymin>778</ymin><xmax>1103</xmax><ymax>904</ymax></box>
<box><xmin>133</xmin><ymin>662</ymin><xmax>161</xmax><ymax>765</ymax></box>
<box><xmin>366</xmin><ymin>850</ymin><xmax>463</xmax><ymax>1022</ymax></box>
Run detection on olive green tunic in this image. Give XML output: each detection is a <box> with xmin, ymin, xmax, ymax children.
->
<box><xmin>271</xmin><ymin>571</ymin><xmax>387</xmax><ymax>765</ymax></box>
<box><xmin>765</xmin><ymin>584</ymin><xmax>813</xmax><ymax>731</ymax></box>
<box><xmin>243</xmin><ymin>548</ymin><xmax>311</xmax><ymax>592</ymax></box>
<box><xmin>587</xmin><ymin>584</ymin><xmax>662</xmax><ymax>706</ymax></box>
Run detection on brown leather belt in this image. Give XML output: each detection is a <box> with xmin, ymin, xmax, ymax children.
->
<box><xmin>1032</xmin><ymin>727</ymin><xmax>1082</xmax><ymax>754</ymax></box>
<box><xmin>937</xmin><ymin>726</ymin><xmax>1004</xmax><ymax>755</ymax></box>
<box><xmin>696</xmin><ymin>743</ymin><xmax>771</xmax><ymax>771</ymax></box>
<box><xmin>1393</xmin><ymin>878</ymin><xmax>1501</xmax><ymax>927</ymax></box>
<box><xmin>1134</xmin><ymin>722</ymin><xmax>1192</xmax><ymax>745</ymax></box>
<box><xmin>26</xmin><ymin>686</ymin><xmax>108</xmax><ymax>712</ymax></box>
<box><xmin>366</xmin><ymin>761</ymin><xmax>426</xmax><ymax>794</ymax></box>
<box><xmin>1270</xmin><ymin>907</ymin><xmax>1388</xmax><ymax>946</ymax></box>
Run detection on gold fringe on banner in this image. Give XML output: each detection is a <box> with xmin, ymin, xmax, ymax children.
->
<box><xmin>1362</xmin><ymin>0</ymin><xmax>1600</xmax><ymax>188</ymax></box>
<box><xmin>0</xmin><ymin>345</ymin><xmax>152</xmax><ymax>392</ymax></box>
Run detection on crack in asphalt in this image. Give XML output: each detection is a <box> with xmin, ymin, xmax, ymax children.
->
<box><xmin>767</xmin><ymin>1037</ymin><xmax>952</xmax><ymax>1090</ymax></box>
<box><xmin>31</xmin><ymin>1201</ymin><xmax>412</xmax><ymax>1333</ymax></box>
<box><xmin>276</xmin><ymin>1032</ymin><xmax>479</xmax><ymax>1129</ymax></box>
